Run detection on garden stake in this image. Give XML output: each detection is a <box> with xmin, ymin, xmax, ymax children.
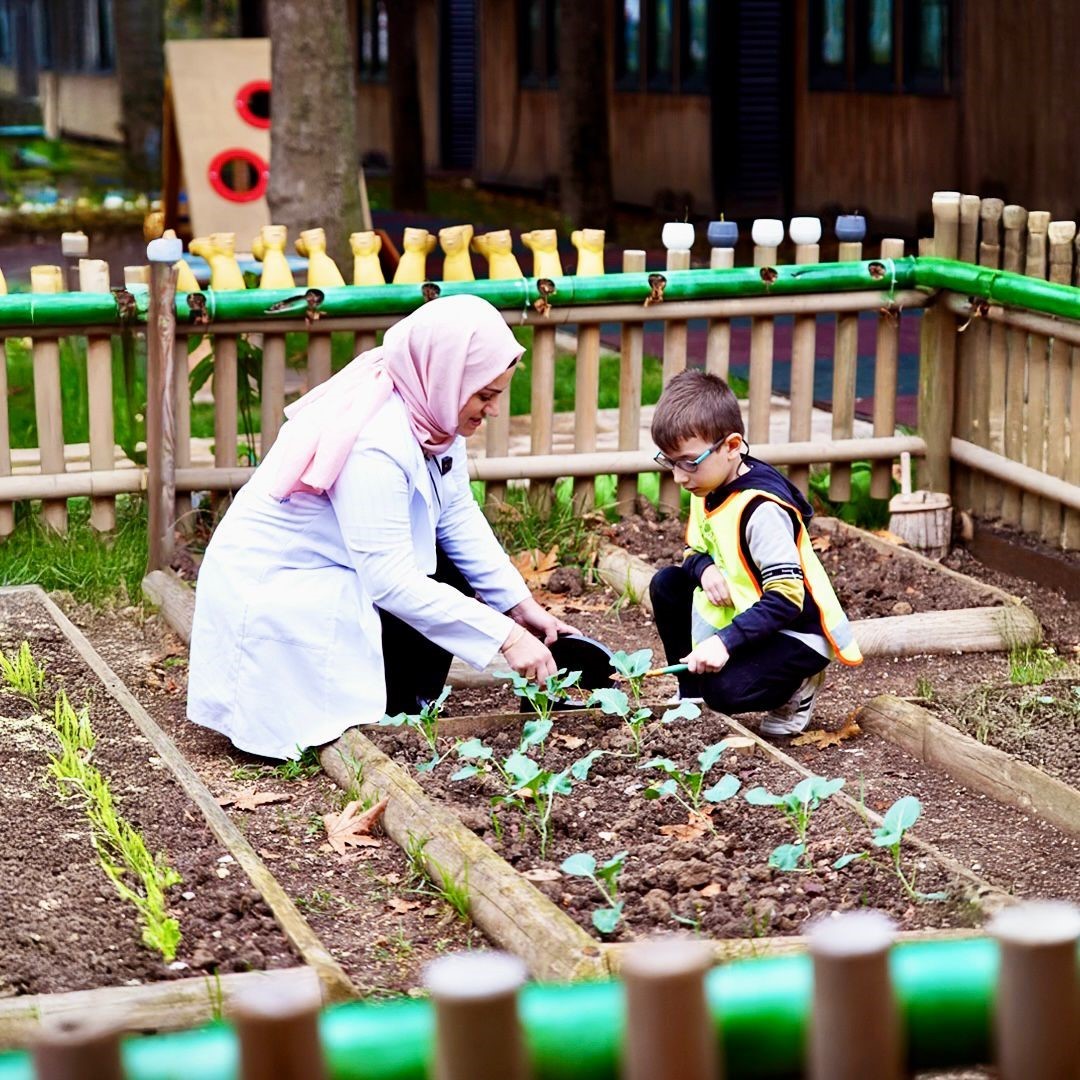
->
<box><xmin>234</xmin><ymin>973</ymin><xmax>328</xmax><ymax>1080</ymax></box>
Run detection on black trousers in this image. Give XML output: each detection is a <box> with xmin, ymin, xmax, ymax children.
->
<box><xmin>379</xmin><ymin>546</ymin><xmax>474</xmax><ymax>715</ymax></box>
<box><xmin>649</xmin><ymin>564</ymin><xmax>829</xmax><ymax>714</ymax></box>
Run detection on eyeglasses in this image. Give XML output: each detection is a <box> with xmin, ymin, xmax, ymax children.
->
<box><xmin>653</xmin><ymin>438</ymin><xmax>727</xmax><ymax>474</ymax></box>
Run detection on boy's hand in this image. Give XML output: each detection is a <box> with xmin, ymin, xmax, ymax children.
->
<box><xmin>700</xmin><ymin>565</ymin><xmax>732</xmax><ymax>606</ymax></box>
<box><xmin>681</xmin><ymin>635</ymin><xmax>730</xmax><ymax>675</ymax></box>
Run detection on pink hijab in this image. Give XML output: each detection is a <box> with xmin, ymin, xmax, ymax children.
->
<box><xmin>268</xmin><ymin>294</ymin><xmax>525</xmax><ymax>501</ymax></box>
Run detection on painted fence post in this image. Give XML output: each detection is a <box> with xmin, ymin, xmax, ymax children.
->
<box><xmin>705</xmin><ymin>220</ymin><xmax>737</xmax><ymax>381</ymax></box>
<box><xmin>617</xmin><ymin>248</ymin><xmax>647</xmax><ymax>514</ymax></box>
<box><xmin>829</xmin><ymin>218</ymin><xmax>864</xmax><ymax>502</ymax></box>
<box><xmin>79</xmin><ymin>259</ymin><xmax>117</xmax><ymax>532</ymax></box>
<box><xmin>660</xmin><ymin>228</ymin><xmax>693</xmax><ymax>513</ymax></box>
<box><xmin>787</xmin><ymin>217</ymin><xmax>821</xmax><ymax>495</ymax></box>
<box><xmin>748</xmin><ymin>219</ymin><xmax>781</xmax><ymax>450</ymax></box>
<box><xmin>30</xmin><ymin>265</ymin><xmax>67</xmax><ymax>533</ymax></box>
<box><xmin>870</xmin><ymin>238</ymin><xmax>904</xmax><ymax>499</ymax></box>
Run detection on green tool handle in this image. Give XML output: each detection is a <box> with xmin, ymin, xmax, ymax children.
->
<box><xmin>645</xmin><ymin>663</ymin><xmax>689</xmax><ymax>677</ymax></box>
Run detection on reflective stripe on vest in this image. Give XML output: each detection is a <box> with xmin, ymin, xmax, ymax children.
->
<box><xmin>686</xmin><ymin>488</ymin><xmax>863</xmax><ymax>666</ymax></box>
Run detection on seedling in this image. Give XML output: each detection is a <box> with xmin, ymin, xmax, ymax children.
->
<box><xmin>0</xmin><ymin>640</ymin><xmax>46</xmax><ymax>710</ymax></box>
<box><xmin>589</xmin><ymin>687</ymin><xmax>701</xmax><ymax>756</ymax></box>
<box><xmin>560</xmin><ymin>850</ymin><xmax>628</xmax><ymax>934</ymax></box>
<box><xmin>639</xmin><ymin>741</ymin><xmax>741</xmax><ymax>814</ymax></box>
<box><xmin>378</xmin><ymin>686</ymin><xmax>452</xmax><ymax>772</ymax></box>
<box><xmin>610</xmin><ymin>648</ymin><xmax>653</xmax><ymax>703</ymax></box>
<box><xmin>498</xmin><ymin>668</ymin><xmax>584</xmax><ymax>723</ymax></box>
<box><xmin>744</xmin><ymin>775</ymin><xmax>845</xmax><ymax>870</ymax></box>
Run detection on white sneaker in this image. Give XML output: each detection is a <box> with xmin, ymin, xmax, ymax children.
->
<box><xmin>759</xmin><ymin>670</ymin><xmax>827</xmax><ymax>736</ymax></box>
<box><xmin>664</xmin><ymin>692</ymin><xmax>705</xmax><ymax>706</ymax></box>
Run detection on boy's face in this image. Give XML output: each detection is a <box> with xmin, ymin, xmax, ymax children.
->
<box><xmin>661</xmin><ymin>433</ymin><xmax>745</xmax><ymax>497</ymax></box>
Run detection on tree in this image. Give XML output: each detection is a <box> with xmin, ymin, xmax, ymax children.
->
<box><xmin>557</xmin><ymin>0</ymin><xmax>614</xmax><ymax>232</ymax></box>
<box><xmin>267</xmin><ymin>0</ymin><xmax>363</xmax><ymax>272</ymax></box>
<box><xmin>111</xmin><ymin>0</ymin><xmax>166</xmax><ymax>190</ymax></box>
<box><xmin>387</xmin><ymin>0</ymin><xmax>427</xmax><ymax>211</ymax></box>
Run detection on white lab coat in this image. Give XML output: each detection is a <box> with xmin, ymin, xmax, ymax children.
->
<box><xmin>187</xmin><ymin>391</ymin><xmax>529</xmax><ymax>759</ymax></box>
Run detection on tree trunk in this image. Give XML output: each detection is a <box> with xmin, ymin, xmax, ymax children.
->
<box><xmin>557</xmin><ymin>0</ymin><xmax>614</xmax><ymax>232</ymax></box>
<box><xmin>112</xmin><ymin>0</ymin><xmax>165</xmax><ymax>190</ymax></box>
<box><xmin>388</xmin><ymin>0</ymin><xmax>427</xmax><ymax>211</ymax></box>
<box><xmin>267</xmin><ymin>0</ymin><xmax>364</xmax><ymax>273</ymax></box>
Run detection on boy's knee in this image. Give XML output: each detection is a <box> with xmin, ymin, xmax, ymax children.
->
<box><xmin>649</xmin><ymin>564</ymin><xmax>689</xmax><ymax>605</ymax></box>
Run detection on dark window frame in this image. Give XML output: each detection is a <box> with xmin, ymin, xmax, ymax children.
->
<box><xmin>357</xmin><ymin>0</ymin><xmax>388</xmax><ymax>84</ymax></box>
<box><xmin>614</xmin><ymin>0</ymin><xmax>710</xmax><ymax>96</ymax></box>
<box><xmin>517</xmin><ymin>0</ymin><xmax>558</xmax><ymax>88</ymax></box>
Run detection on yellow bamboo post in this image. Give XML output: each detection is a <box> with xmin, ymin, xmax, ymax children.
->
<box><xmin>530</xmin><ymin>323</ymin><xmax>557</xmax><ymax>510</ymax></box>
<box><xmin>213</xmin><ymin>332</ymin><xmax>239</xmax><ymax>513</ymax></box>
<box><xmin>0</xmin><ymin>333</ymin><xmax>12</xmax><ymax>539</ymax></box>
<box><xmin>787</xmin><ymin>218</ymin><xmax>821</xmax><ymax>495</ymax></box>
<box><xmin>1068</xmin><ymin>235</ymin><xmax>1080</xmax><ymax>549</ymax></box>
<box><xmin>1020</xmin><ymin>211</ymin><xmax>1051</xmax><ymax>535</ymax></box>
<box><xmin>30</xmin><ymin>265</ymin><xmax>67</xmax><ymax>533</ymax></box>
<box><xmin>988</xmin><ymin>901</ymin><xmax>1080</xmax><ymax>1080</ymax></box>
<box><xmin>660</xmin><ymin>234</ymin><xmax>692</xmax><ymax>512</ymax></box>
<box><xmin>975</xmin><ymin>198</ymin><xmax>1004</xmax><ymax>518</ymax></box>
<box><xmin>951</xmin><ymin>194</ymin><xmax>982</xmax><ymax>512</ymax></box>
<box><xmin>233</xmin><ymin>974</ymin><xmax>328</xmax><ymax>1080</ymax></box>
<box><xmin>829</xmin><ymin>228</ymin><xmax>863</xmax><ymax>503</ymax></box>
<box><xmin>621</xmin><ymin>938</ymin><xmax>721</xmax><ymax>1080</ymax></box>
<box><xmin>918</xmin><ymin>192</ymin><xmax>961</xmax><ymax>496</ymax></box>
<box><xmin>32</xmin><ymin>1016</ymin><xmax>123</xmax><ymax>1080</ymax></box>
<box><xmin>260</xmin><ymin>333</ymin><xmax>287</xmax><ymax>457</ymax></box>
<box><xmin>807</xmin><ymin>911</ymin><xmax>902</xmax><ymax>1080</ymax></box>
<box><xmin>1000</xmin><ymin>205</ymin><xmax>1028</xmax><ymax>525</ymax></box>
<box><xmin>705</xmin><ymin>241</ymin><xmax>735</xmax><ymax>380</ymax></box>
<box><xmin>617</xmin><ymin>249</ymin><xmax>647</xmax><ymax>514</ymax></box>
<box><xmin>748</xmin><ymin>219</ymin><xmax>782</xmax><ymax>450</ymax></box>
<box><xmin>1043</xmin><ymin>220</ymin><xmax>1075</xmax><ymax>547</ymax></box>
<box><xmin>78</xmin><ymin>259</ymin><xmax>117</xmax><ymax>532</ymax></box>
<box><xmin>573</xmin><ymin>319</ymin><xmax>602</xmax><ymax>511</ymax></box>
<box><xmin>425</xmin><ymin>952</ymin><xmax>529</xmax><ymax>1080</ymax></box>
<box><xmin>870</xmin><ymin>239</ymin><xmax>905</xmax><ymax>499</ymax></box>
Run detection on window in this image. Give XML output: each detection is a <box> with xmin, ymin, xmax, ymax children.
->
<box><xmin>518</xmin><ymin>0</ymin><xmax>558</xmax><ymax>87</ymax></box>
<box><xmin>358</xmin><ymin>0</ymin><xmax>388</xmax><ymax>83</ymax></box>
<box><xmin>616</xmin><ymin>0</ymin><xmax>709</xmax><ymax>94</ymax></box>
<box><xmin>809</xmin><ymin>0</ymin><xmax>953</xmax><ymax>95</ymax></box>
<box><xmin>0</xmin><ymin>0</ymin><xmax>11</xmax><ymax>65</ymax></box>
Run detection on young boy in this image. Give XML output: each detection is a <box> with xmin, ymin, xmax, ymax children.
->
<box><xmin>649</xmin><ymin>370</ymin><xmax>861</xmax><ymax>735</ymax></box>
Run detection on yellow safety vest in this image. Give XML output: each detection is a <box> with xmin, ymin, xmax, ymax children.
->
<box><xmin>686</xmin><ymin>488</ymin><xmax>863</xmax><ymax>666</ymax></box>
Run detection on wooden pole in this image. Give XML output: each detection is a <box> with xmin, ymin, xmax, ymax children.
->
<box><xmin>1020</xmin><ymin>211</ymin><xmax>1051</xmax><ymax>535</ymax></box>
<box><xmin>828</xmin><ymin>236</ymin><xmax>863</xmax><ymax>502</ymax></box>
<box><xmin>530</xmin><ymin>324</ymin><xmax>556</xmax><ymax>509</ymax></box>
<box><xmin>307</xmin><ymin>332</ymin><xmax>332</xmax><ymax>388</ymax></box>
<box><xmin>788</xmin><ymin>236</ymin><xmax>820</xmax><ymax>495</ymax></box>
<box><xmin>233</xmin><ymin>973</ymin><xmax>329</xmax><ymax>1080</ymax></box>
<box><xmin>30</xmin><ymin>265</ymin><xmax>67</xmax><ymax>532</ymax></box>
<box><xmin>146</xmin><ymin>258</ymin><xmax>178</xmax><ymax>573</ymax></box>
<box><xmin>1000</xmin><ymin>205</ymin><xmax>1028</xmax><ymax>526</ymax></box>
<box><xmin>621</xmin><ymin>938</ymin><xmax>721</xmax><ymax>1080</ymax></box>
<box><xmin>949</xmin><ymin>439</ymin><xmax>1080</xmax><ymax>511</ymax></box>
<box><xmin>212</xmin><ymin>333</ymin><xmax>239</xmax><ymax>514</ymax></box>
<box><xmin>975</xmin><ymin>198</ymin><xmax>1004</xmax><ymax>519</ymax></box>
<box><xmin>173</xmin><ymin>333</ymin><xmax>192</xmax><ymax>534</ymax></box>
<box><xmin>31</xmin><ymin>1016</ymin><xmax>123</xmax><ymax>1080</ymax></box>
<box><xmin>573</xmin><ymin>321</ymin><xmax>601</xmax><ymax>511</ymax></box>
<box><xmin>705</xmin><ymin>246</ymin><xmax>735</xmax><ymax>379</ymax></box>
<box><xmin>260</xmin><ymin>333</ymin><xmax>287</xmax><ymax>457</ymax></box>
<box><xmin>951</xmin><ymin>194</ymin><xmax>982</xmax><ymax>511</ymax></box>
<box><xmin>617</xmin><ymin>249</ymin><xmax>647</xmax><ymax>514</ymax></box>
<box><xmin>660</xmin><ymin>246</ymin><xmax>691</xmax><ymax>513</ymax></box>
<box><xmin>808</xmin><ymin>911</ymin><xmax>902</xmax><ymax>1080</ymax></box>
<box><xmin>870</xmin><ymin>239</ymin><xmax>904</xmax><ymax>499</ymax></box>
<box><xmin>747</xmin><ymin>241</ymin><xmax>777</xmax><ymax>449</ymax></box>
<box><xmin>1068</xmin><ymin>235</ymin><xmax>1080</xmax><ymax>549</ymax></box>
<box><xmin>485</xmin><ymin>345</ymin><xmax>512</xmax><ymax>505</ymax></box>
<box><xmin>79</xmin><ymin>259</ymin><xmax>117</xmax><ymax>532</ymax></box>
<box><xmin>918</xmin><ymin>192</ymin><xmax>961</xmax><ymax>496</ymax></box>
<box><xmin>0</xmin><ymin>336</ymin><xmax>13</xmax><ymax>538</ymax></box>
<box><xmin>425</xmin><ymin>952</ymin><xmax>529</xmax><ymax>1080</ymax></box>
<box><xmin>988</xmin><ymin>902</ymin><xmax>1080</xmax><ymax>1080</ymax></box>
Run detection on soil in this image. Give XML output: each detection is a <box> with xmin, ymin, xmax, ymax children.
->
<box><xmin>0</xmin><ymin>590</ymin><xmax>297</xmax><ymax>998</ymax></box>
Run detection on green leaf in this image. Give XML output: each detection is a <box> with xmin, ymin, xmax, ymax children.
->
<box><xmin>456</xmin><ymin>738</ymin><xmax>492</xmax><ymax>761</ymax></box>
<box><xmin>917</xmin><ymin>889</ymin><xmax>949</xmax><ymax>902</ymax></box>
<box><xmin>872</xmin><ymin>829</ymin><xmax>902</xmax><ymax>848</ymax></box>
<box><xmin>588</xmin><ymin>688</ymin><xmax>630</xmax><ymax>716</ymax></box>
<box><xmin>561</xmin><ymin>852</ymin><xmax>596</xmax><ymax>876</ymax></box>
<box><xmin>538</xmin><ymin>769</ymin><xmax>574</xmax><ymax>797</ymax></box>
<box><xmin>639</xmin><ymin>756</ymin><xmax>677</xmax><ymax>773</ymax></box>
<box><xmin>450</xmin><ymin>765</ymin><xmax>479</xmax><ymax>781</ymax></box>
<box><xmin>745</xmin><ymin>786</ymin><xmax>784</xmax><ymax>807</ymax></box>
<box><xmin>882</xmin><ymin>795</ymin><xmax>922</xmax><ymax>835</ymax></box>
<box><xmin>598</xmin><ymin>850</ymin><xmax>629</xmax><ymax>879</ymax></box>
<box><xmin>570</xmin><ymin>749</ymin><xmax>604</xmax><ymax>781</ymax></box>
<box><xmin>592</xmin><ymin>902</ymin><xmax>624</xmax><ymax>935</ymax></box>
<box><xmin>697</xmin><ymin>740</ymin><xmax>732</xmax><ymax>774</ymax></box>
<box><xmin>378</xmin><ymin>713</ymin><xmax>407</xmax><ymax>727</ymax></box>
<box><xmin>520</xmin><ymin>718</ymin><xmax>553</xmax><ymax>750</ymax></box>
<box><xmin>704</xmin><ymin>774</ymin><xmax>741</xmax><ymax>803</ymax></box>
<box><xmin>768</xmin><ymin>843</ymin><xmax>806</xmax><ymax>871</ymax></box>
<box><xmin>661</xmin><ymin>699</ymin><xmax>701</xmax><ymax>724</ymax></box>
<box><xmin>414</xmin><ymin>756</ymin><xmax>440</xmax><ymax>774</ymax></box>
<box><xmin>833</xmin><ymin>852</ymin><xmax>865</xmax><ymax>870</ymax></box>
<box><xmin>611</xmin><ymin>649</ymin><xmax>653</xmax><ymax>677</ymax></box>
<box><xmin>645</xmin><ymin>778</ymin><xmax>678</xmax><ymax>800</ymax></box>
<box><xmin>505</xmin><ymin>752</ymin><xmax>541</xmax><ymax>787</ymax></box>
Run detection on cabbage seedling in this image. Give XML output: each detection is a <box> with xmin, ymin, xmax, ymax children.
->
<box><xmin>498</xmin><ymin>668</ymin><xmax>583</xmax><ymax>723</ymax></box>
<box><xmin>745</xmin><ymin>776</ymin><xmax>845</xmax><ymax>870</ymax></box>
<box><xmin>589</xmin><ymin>688</ymin><xmax>701</xmax><ymax>756</ymax></box>
<box><xmin>639</xmin><ymin>740</ymin><xmax>741</xmax><ymax>814</ymax></box>
<box><xmin>378</xmin><ymin>685</ymin><xmax>452</xmax><ymax>772</ymax></box>
<box><xmin>560</xmin><ymin>850</ymin><xmax>629</xmax><ymax>935</ymax></box>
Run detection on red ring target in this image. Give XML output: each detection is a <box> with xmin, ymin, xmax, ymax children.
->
<box><xmin>235</xmin><ymin>79</ymin><xmax>271</xmax><ymax>128</ymax></box>
<box><xmin>208</xmin><ymin>148</ymin><xmax>269</xmax><ymax>203</ymax></box>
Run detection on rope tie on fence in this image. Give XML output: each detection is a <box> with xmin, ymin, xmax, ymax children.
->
<box><xmin>878</xmin><ymin>257</ymin><xmax>901</xmax><ymax>324</ymax></box>
<box><xmin>957</xmin><ymin>269</ymin><xmax>998</xmax><ymax>332</ymax></box>
<box><xmin>516</xmin><ymin>275</ymin><xmax>533</xmax><ymax>324</ymax></box>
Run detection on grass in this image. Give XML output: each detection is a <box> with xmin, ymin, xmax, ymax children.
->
<box><xmin>1008</xmin><ymin>643</ymin><xmax>1067</xmax><ymax>686</ymax></box>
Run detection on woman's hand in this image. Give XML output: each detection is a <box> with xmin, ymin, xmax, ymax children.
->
<box><xmin>700</xmin><ymin>565</ymin><xmax>732</xmax><ymax>607</ymax></box>
<box><xmin>506</xmin><ymin>597</ymin><xmax>580</xmax><ymax>645</ymax></box>
<box><xmin>501</xmin><ymin>624</ymin><xmax>557</xmax><ymax>684</ymax></box>
<box><xmin>681</xmin><ymin>635</ymin><xmax>730</xmax><ymax>675</ymax></box>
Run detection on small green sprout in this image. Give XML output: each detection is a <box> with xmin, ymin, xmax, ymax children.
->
<box><xmin>0</xmin><ymin>640</ymin><xmax>46</xmax><ymax>709</ymax></box>
<box><xmin>560</xmin><ymin>850</ymin><xmax>628</xmax><ymax>934</ymax></box>
<box><xmin>639</xmin><ymin>741</ymin><xmax>741</xmax><ymax>814</ymax></box>
<box><xmin>589</xmin><ymin>686</ymin><xmax>701</xmax><ymax>756</ymax></box>
<box><xmin>745</xmin><ymin>775</ymin><xmax>845</xmax><ymax>870</ymax></box>
<box><xmin>378</xmin><ymin>686</ymin><xmax>452</xmax><ymax>772</ymax></box>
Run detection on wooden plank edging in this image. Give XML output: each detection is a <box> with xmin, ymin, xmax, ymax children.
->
<box><xmin>2</xmin><ymin>585</ymin><xmax>356</xmax><ymax>1003</ymax></box>
<box><xmin>858</xmin><ymin>694</ymin><xmax>1080</xmax><ymax>839</ymax></box>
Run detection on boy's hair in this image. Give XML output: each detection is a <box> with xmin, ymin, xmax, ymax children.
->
<box><xmin>651</xmin><ymin>369</ymin><xmax>744</xmax><ymax>453</ymax></box>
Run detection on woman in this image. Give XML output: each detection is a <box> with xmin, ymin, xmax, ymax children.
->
<box><xmin>188</xmin><ymin>294</ymin><xmax>574</xmax><ymax>760</ymax></box>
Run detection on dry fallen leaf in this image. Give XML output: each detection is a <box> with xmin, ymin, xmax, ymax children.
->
<box><xmin>792</xmin><ymin>718</ymin><xmax>862</xmax><ymax>750</ymax></box>
<box><xmin>511</xmin><ymin>545</ymin><xmax>560</xmax><ymax>587</ymax></box>
<box><xmin>553</xmin><ymin>733</ymin><xmax>586</xmax><ymax>750</ymax></box>
<box><xmin>387</xmin><ymin>897</ymin><xmax>421</xmax><ymax>914</ymax></box>
<box><xmin>522</xmin><ymin>867</ymin><xmax>562</xmax><ymax>882</ymax></box>
<box><xmin>659</xmin><ymin>810</ymin><xmax>713</xmax><ymax>841</ymax></box>
<box><xmin>217</xmin><ymin>786</ymin><xmax>293</xmax><ymax>812</ymax></box>
<box><xmin>699</xmin><ymin>882</ymin><xmax>722</xmax><ymax>898</ymax></box>
<box><xmin>810</xmin><ymin>534</ymin><xmax>831</xmax><ymax>553</ymax></box>
<box><xmin>871</xmin><ymin>529</ymin><xmax>910</xmax><ymax>547</ymax></box>
<box><xmin>257</xmin><ymin>848</ymin><xmax>281</xmax><ymax>861</ymax></box>
<box><xmin>323</xmin><ymin>796</ymin><xmax>389</xmax><ymax>856</ymax></box>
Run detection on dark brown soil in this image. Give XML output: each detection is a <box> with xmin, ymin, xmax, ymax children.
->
<box><xmin>0</xmin><ymin>591</ymin><xmax>297</xmax><ymax>997</ymax></box>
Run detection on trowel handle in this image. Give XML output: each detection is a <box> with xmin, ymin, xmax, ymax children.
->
<box><xmin>645</xmin><ymin>663</ymin><xmax>689</xmax><ymax>677</ymax></box>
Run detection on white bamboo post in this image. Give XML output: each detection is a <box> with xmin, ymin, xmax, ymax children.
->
<box><xmin>788</xmin><ymin>218</ymin><xmax>821</xmax><ymax>495</ymax></box>
<box><xmin>1043</xmin><ymin>220</ymin><xmax>1075</xmax><ymax>547</ymax></box>
<box><xmin>60</xmin><ymin>230</ymin><xmax>89</xmax><ymax>292</ymax></box>
<box><xmin>32</xmin><ymin>1015</ymin><xmax>124</xmax><ymax>1080</ymax></box>
<box><xmin>829</xmin><ymin>232</ymin><xmax>863</xmax><ymax>503</ymax></box>
<box><xmin>0</xmin><ymin>334</ymin><xmax>13</xmax><ymax>539</ymax></box>
<box><xmin>260</xmin><ymin>333</ymin><xmax>287</xmax><ymax>457</ymax></box>
<box><xmin>173</xmin><ymin>331</ymin><xmax>193</xmax><ymax>534</ymax></box>
<box><xmin>425</xmin><ymin>951</ymin><xmax>529</xmax><ymax>1080</ymax></box>
<box><xmin>233</xmin><ymin>973</ymin><xmax>329</xmax><ymax>1080</ymax></box>
<box><xmin>951</xmin><ymin>194</ymin><xmax>982</xmax><ymax>512</ymax></box>
<box><xmin>705</xmin><ymin>244</ymin><xmax>735</xmax><ymax>379</ymax></box>
<box><xmin>78</xmin><ymin>259</ymin><xmax>117</xmax><ymax>532</ymax></box>
<box><xmin>748</xmin><ymin>220</ymin><xmax>781</xmax><ymax>450</ymax></box>
<box><xmin>123</xmin><ymin>264</ymin><xmax>149</xmax><ymax>286</ymax></box>
<box><xmin>1020</xmin><ymin>210</ymin><xmax>1050</xmax><ymax>535</ymax></box>
<box><xmin>307</xmin><ymin>331</ymin><xmax>332</xmax><ymax>388</ymax></box>
<box><xmin>807</xmin><ymin>911</ymin><xmax>902</xmax><ymax>1080</ymax></box>
<box><xmin>1000</xmin><ymin>205</ymin><xmax>1028</xmax><ymax>526</ymax></box>
<box><xmin>485</xmin><ymin>356</ymin><xmax>511</xmax><ymax>505</ymax></box>
<box><xmin>213</xmin><ymin>333</ymin><xmax>239</xmax><ymax>513</ymax></box>
<box><xmin>1068</xmin><ymin>234</ymin><xmax>1080</xmax><ymax>549</ymax></box>
<box><xmin>621</xmin><ymin>937</ymin><xmax>721</xmax><ymax>1080</ymax></box>
<box><xmin>988</xmin><ymin>901</ymin><xmax>1080</xmax><ymax>1080</ymax></box>
<box><xmin>30</xmin><ymin>265</ymin><xmax>67</xmax><ymax>533</ymax></box>
<box><xmin>573</xmin><ymin>320</ymin><xmax>601</xmax><ymax>511</ymax></box>
<box><xmin>617</xmin><ymin>249</ymin><xmax>647</xmax><ymax>514</ymax></box>
<box><xmin>660</xmin><ymin>243</ymin><xmax>692</xmax><ymax>513</ymax></box>
<box><xmin>530</xmin><ymin>322</ymin><xmax>557</xmax><ymax>509</ymax></box>
<box><xmin>870</xmin><ymin>239</ymin><xmax>904</xmax><ymax>499</ymax></box>
<box><xmin>976</xmin><ymin>198</ymin><xmax>1004</xmax><ymax>518</ymax></box>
